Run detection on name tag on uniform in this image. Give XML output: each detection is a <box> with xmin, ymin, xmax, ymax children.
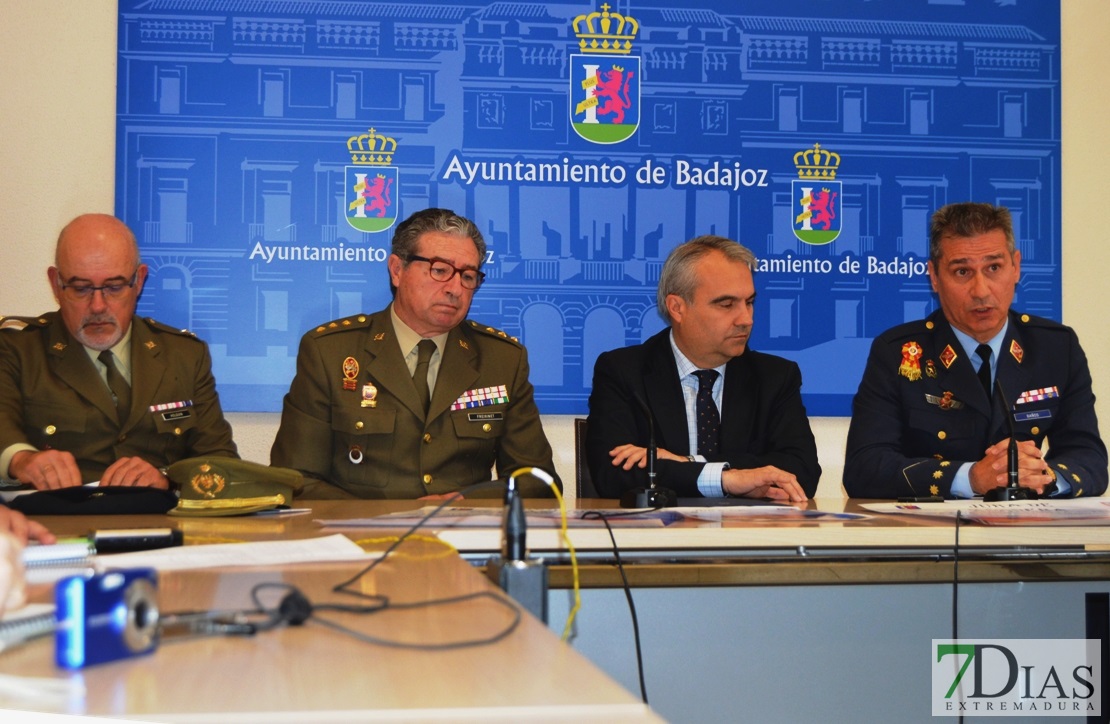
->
<box><xmin>1014</xmin><ymin>409</ymin><xmax>1051</xmax><ymax>422</ymax></box>
<box><xmin>150</xmin><ymin>400</ymin><xmax>193</xmax><ymax>421</ymax></box>
<box><xmin>451</xmin><ymin>385</ymin><xmax>509</xmax><ymax>410</ymax></box>
<box><xmin>468</xmin><ymin>412</ymin><xmax>504</xmax><ymax>422</ymax></box>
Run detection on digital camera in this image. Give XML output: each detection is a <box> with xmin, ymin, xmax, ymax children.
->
<box><xmin>55</xmin><ymin>568</ymin><xmax>160</xmax><ymax>669</ymax></box>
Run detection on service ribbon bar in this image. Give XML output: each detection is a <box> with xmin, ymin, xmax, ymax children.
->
<box><xmin>451</xmin><ymin>385</ymin><xmax>509</xmax><ymax>410</ymax></box>
<box><xmin>1016</xmin><ymin>386</ymin><xmax>1059</xmax><ymax>405</ymax></box>
<box><xmin>149</xmin><ymin>399</ymin><xmax>194</xmax><ymax>412</ymax></box>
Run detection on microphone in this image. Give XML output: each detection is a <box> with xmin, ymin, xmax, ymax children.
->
<box><xmin>486</xmin><ymin>468</ymin><xmax>550</xmax><ymax>622</ymax></box>
<box><xmin>983</xmin><ymin>378</ymin><xmax>1034</xmax><ymax>501</ymax></box>
<box><xmin>619</xmin><ymin>392</ymin><xmax>678</xmax><ymax>508</ymax></box>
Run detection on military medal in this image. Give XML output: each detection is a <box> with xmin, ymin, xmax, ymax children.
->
<box><xmin>899</xmin><ymin>341</ymin><xmax>922</xmax><ymax>381</ymax></box>
<box><xmin>1010</xmin><ymin>339</ymin><xmax>1024</xmax><ymax>364</ymax></box>
<box><xmin>342</xmin><ymin>356</ymin><xmax>359</xmax><ymax>391</ymax></box>
<box><xmin>361</xmin><ymin>382</ymin><xmax>378</xmax><ymax>408</ymax></box>
<box><xmin>925</xmin><ymin>360</ymin><xmax>937</xmax><ymax>379</ymax></box>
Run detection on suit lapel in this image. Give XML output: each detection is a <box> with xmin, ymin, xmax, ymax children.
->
<box><xmin>428</xmin><ymin>327</ymin><xmax>480</xmax><ymax>421</ymax></box>
<box><xmin>643</xmin><ymin>333</ymin><xmax>690</xmax><ymax>454</ymax></box>
<box><xmin>126</xmin><ymin>319</ymin><xmax>165</xmax><ymax>431</ymax></box>
<box><xmin>46</xmin><ymin>321</ymin><xmax>118</xmax><ymax>422</ymax></box>
<box><xmin>720</xmin><ymin>353</ymin><xmax>754</xmax><ymax>451</ymax></box>
<box><xmin>363</xmin><ymin>310</ymin><xmax>425</xmax><ymax>420</ymax></box>
<box><xmin>996</xmin><ymin>315</ymin><xmax>1031</xmax><ymax>433</ymax></box>
<box><xmin>932</xmin><ymin>317</ymin><xmax>992</xmax><ymax>419</ymax></box>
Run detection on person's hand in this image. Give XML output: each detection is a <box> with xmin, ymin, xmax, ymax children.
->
<box><xmin>8</xmin><ymin>449</ymin><xmax>83</xmax><ymax>490</ymax></box>
<box><xmin>0</xmin><ymin>531</ymin><xmax>27</xmax><ymax>616</ymax></box>
<box><xmin>722</xmin><ymin>466</ymin><xmax>808</xmax><ymax>503</ymax></box>
<box><xmin>99</xmin><ymin>457</ymin><xmax>169</xmax><ymax>489</ymax></box>
<box><xmin>970</xmin><ymin>438</ymin><xmax>1054</xmax><ymax>495</ymax></box>
<box><xmin>608</xmin><ymin>444</ymin><xmax>681</xmax><ymax>470</ymax></box>
<box><xmin>0</xmin><ymin>507</ymin><xmax>55</xmax><ymax>545</ymax></box>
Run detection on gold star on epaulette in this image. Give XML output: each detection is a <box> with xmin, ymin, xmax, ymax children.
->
<box><xmin>932</xmin><ymin>470</ymin><xmax>944</xmax><ymax>479</ymax></box>
<box><xmin>929</xmin><ymin>485</ymin><xmax>940</xmax><ymax>496</ymax></box>
<box><xmin>1058</xmin><ymin>463</ymin><xmax>1069</xmax><ymax>470</ymax></box>
<box><xmin>939</xmin><ymin>461</ymin><xmax>951</xmax><ymax>467</ymax></box>
<box><xmin>145</xmin><ymin>341</ymin><xmax>156</xmax><ymax>350</ymax></box>
<box><xmin>342</xmin><ymin>319</ymin><xmax>351</xmax><ymax>326</ymax></box>
<box><xmin>1072</xmin><ymin>473</ymin><xmax>1081</xmax><ymax>483</ymax></box>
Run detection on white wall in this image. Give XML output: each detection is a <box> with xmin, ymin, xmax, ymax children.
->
<box><xmin>3</xmin><ymin>1</ymin><xmax>1107</xmax><ymax>499</ymax></box>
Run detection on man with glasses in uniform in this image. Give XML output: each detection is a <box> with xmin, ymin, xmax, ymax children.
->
<box><xmin>272</xmin><ymin>208</ymin><xmax>558</xmax><ymax>498</ymax></box>
<box><xmin>0</xmin><ymin>213</ymin><xmax>238</xmax><ymax>491</ymax></box>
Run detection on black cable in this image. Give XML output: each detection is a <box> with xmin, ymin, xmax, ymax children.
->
<box><xmin>583</xmin><ymin>509</ymin><xmax>650</xmax><ymax>705</ymax></box>
<box><xmin>954</xmin><ymin>509</ymin><xmax>963</xmax><ymax>724</ymax></box>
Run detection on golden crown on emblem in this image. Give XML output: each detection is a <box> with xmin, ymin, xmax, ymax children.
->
<box><xmin>573</xmin><ymin>3</ymin><xmax>638</xmax><ymax>54</ymax></box>
<box><xmin>793</xmin><ymin>143</ymin><xmax>841</xmax><ymax>180</ymax></box>
<box><xmin>346</xmin><ymin>128</ymin><xmax>398</xmax><ymax>166</ymax></box>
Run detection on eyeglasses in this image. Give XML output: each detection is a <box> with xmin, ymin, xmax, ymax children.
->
<box><xmin>57</xmin><ymin>271</ymin><xmax>139</xmax><ymax>301</ymax></box>
<box><xmin>407</xmin><ymin>255</ymin><xmax>485</xmax><ymax>290</ymax></box>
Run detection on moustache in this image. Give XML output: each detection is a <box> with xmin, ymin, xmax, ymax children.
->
<box><xmin>81</xmin><ymin>313</ymin><xmax>118</xmax><ymax>328</ymax></box>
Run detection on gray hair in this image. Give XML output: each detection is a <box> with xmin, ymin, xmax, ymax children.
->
<box><xmin>657</xmin><ymin>235</ymin><xmax>757</xmax><ymax>324</ymax></box>
<box><xmin>929</xmin><ymin>202</ymin><xmax>1015</xmax><ymax>265</ymax></box>
<box><xmin>389</xmin><ymin>208</ymin><xmax>486</xmax><ymax>295</ymax></box>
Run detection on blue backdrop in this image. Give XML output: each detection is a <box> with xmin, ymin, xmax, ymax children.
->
<box><xmin>115</xmin><ymin>0</ymin><xmax>1062</xmax><ymax>415</ymax></box>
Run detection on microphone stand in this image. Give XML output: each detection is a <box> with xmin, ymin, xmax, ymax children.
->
<box><xmin>620</xmin><ymin>395</ymin><xmax>677</xmax><ymax>508</ymax></box>
<box><xmin>983</xmin><ymin>379</ymin><xmax>1033</xmax><ymax>501</ymax></box>
<box><xmin>486</xmin><ymin>468</ymin><xmax>551</xmax><ymax>622</ymax></box>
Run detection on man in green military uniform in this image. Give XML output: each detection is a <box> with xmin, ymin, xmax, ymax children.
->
<box><xmin>0</xmin><ymin>214</ymin><xmax>238</xmax><ymax>490</ymax></box>
<box><xmin>271</xmin><ymin>208</ymin><xmax>558</xmax><ymax>499</ymax></box>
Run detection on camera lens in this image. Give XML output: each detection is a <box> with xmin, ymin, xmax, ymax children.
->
<box><xmin>122</xmin><ymin>577</ymin><xmax>160</xmax><ymax>653</ymax></box>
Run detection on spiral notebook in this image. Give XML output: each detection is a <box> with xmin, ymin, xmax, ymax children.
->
<box><xmin>0</xmin><ymin>603</ymin><xmax>56</xmax><ymax>653</ymax></box>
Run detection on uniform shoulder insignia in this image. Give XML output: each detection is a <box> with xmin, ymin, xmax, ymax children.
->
<box><xmin>0</xmin><ymin>315</ymin><xmax>48</xmax><ymax>332</ymax></box>
<box><xmin>878</xmin><ymin>318</ymin><xmax>931</xmax><ymax>344</ymax></box>
<box><xmin>310</xmin><ymin>315</ymin><xmax>371</xmax><ymax>337</ymax></box>
<box><xmin>144</xmin><ymin>317</ymin><xmax>199</xmax><ymax>339</ymax></box>
<box><xmin>467</xmin><ymin>319</ymin><xmax>521</xmax><ymax>346</ymax></box>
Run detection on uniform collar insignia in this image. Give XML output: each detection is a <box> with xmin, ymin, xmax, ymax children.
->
<box><xmin>1009</xmin><ymin>339</ymin><xmax>1024</xmax><ymax>364</ymax></box>
<box><xmin>939</xmin><ymin>344</ymin><xmax>958</xmax><ymax>369</ymax></box>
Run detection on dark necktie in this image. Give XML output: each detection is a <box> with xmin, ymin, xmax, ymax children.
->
<box><xmin>692</xmin><ymin>369</ymin><xmax>721</xmax><ymax>458</ymax></box>
<box><xmin>99</xmin><ymin>350</ymin><xmax>131</xmax><ymax>424</ymax></box>
<box><xmin>413</xmin><ymin>339</ymin><xmax>436</xmax><ymax>415</ymax></box>
<box><xmin>976</xmin><ymin>343</ymin><xmax>993</xmax><ymax>398</ymax></box>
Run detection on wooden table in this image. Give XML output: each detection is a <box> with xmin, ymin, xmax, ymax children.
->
<box><xmin>13</xmin><ymin>498</ymin><xmax>1110</xmax><ymax>722</ymax></box>
<box><xmin>1</xmin><ymin>525</ymin><xmax>659</xmax><ymax>722</ymax></box>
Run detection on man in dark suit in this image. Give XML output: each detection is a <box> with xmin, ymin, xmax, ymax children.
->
<box><xmin>271</xmin><ymin>208</ymin><xmax>558</xmax><ymax>499</ymax></box>
<box><xmin>845</xmin><ymin>202</ymin><xmax>1107</xmax><ymax>498</ymax></box>
<box><xmin>0</xmin><ymin>214</ymin><xmax>238</xmax><ymax>490</ymax></box>
<box><xmin>586</xmin><ymin>236</ymin><xmax>819</xmax><ymax>501</ymax></box>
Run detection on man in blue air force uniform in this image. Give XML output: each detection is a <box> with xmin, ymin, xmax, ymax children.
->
<box><xmin>845</xmin><ymin>202</ymin><xmax>1107</xmax><ymax>499</ymax></box>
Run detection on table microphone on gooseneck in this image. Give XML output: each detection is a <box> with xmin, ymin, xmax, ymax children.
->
<box><xmin>983</xmin><ymin>378</ymin><xmax>1034</xmax><ymax>502</ymax></box>
<box><xmin>619</xmin><ymin>393</ymin><xmax>678</xmax><ymax>509</ymax></box>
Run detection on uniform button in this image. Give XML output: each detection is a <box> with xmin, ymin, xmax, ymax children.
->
<box><xmin>118</xmin><ymin>434</ymin><xmax>127</xmax><ymax>443</ymax></box>
<box><xmin>423</xmin><ymin>433</ymin><xmax>432</xmax><ymax>443</ymax></box>
<box><xmin>173</xmin><ymin>428</ymin><xmax>182</xmax><ymax>436</ymax></box>
<box><xmin>482</xmin><ymin>423</ymin><xmax>492</xmax><ymax>433</ymax></box>
<box><xmin>937</xmin><ymin>431</ymin><xmax>947</xmax><ymax>440</ymax></box>
<box><xmin>423</xmin><ymin>474</ymin><xmax>433</xmax><ymax>485</ymax></box>
<box><xmin>1031</xmin><ymin>426</ymin><xmax>1040</xmax><ymax>436</ymax></box>
<box><xmin>355</xmin><ymin>421</ymin><xmax>364</xmax><ymax>430</ymax></box>
<box><xmin>44</xmin><ymin>425</ymin><xmax>57</xmax><ymax>435</ymax></box>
